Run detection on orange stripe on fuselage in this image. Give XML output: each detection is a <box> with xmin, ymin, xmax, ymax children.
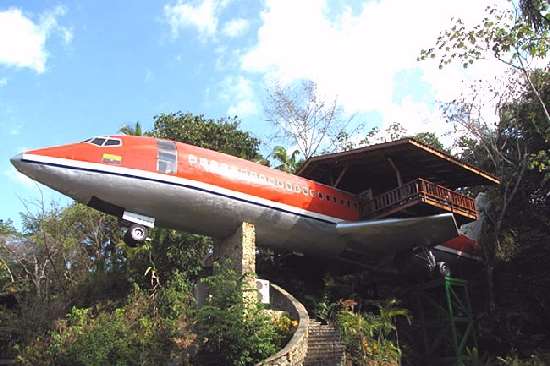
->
<box><xmin>28</xmin><ymin>136</ymin><xmax>361</xmax><ymax>221</ymax></box>
<box><xmin>175</xmin><ymin>143</ymin><xmax>360</xmax><ymax>221</ymax></box>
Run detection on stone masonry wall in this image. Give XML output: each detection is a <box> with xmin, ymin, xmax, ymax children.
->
<box><xmin>257</xmin><ymin>283</ymin><xmax>309</xmax><ymax>366</ymax></box>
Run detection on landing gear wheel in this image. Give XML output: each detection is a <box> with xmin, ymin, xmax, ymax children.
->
<box><xmin>437</xmin><ymin>261</ymin><xmax>451</xmax><ymax>277</ymax></box>
<box><xmin>124</xmin><ymin>224</ymin><xmax>148</xmax><ymax>247</ymax></box>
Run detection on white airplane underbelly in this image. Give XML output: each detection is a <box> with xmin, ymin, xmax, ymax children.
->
<box><xmin>17</xmin><ymin>154</ymin><xmax>347</xmax><ymax>256</ymax></box>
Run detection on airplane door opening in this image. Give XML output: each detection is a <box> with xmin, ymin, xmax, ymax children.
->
<box><xmin>157</xmin><ymin>140</ymin><xmax>177</xmax><ymax>174</ymax></box>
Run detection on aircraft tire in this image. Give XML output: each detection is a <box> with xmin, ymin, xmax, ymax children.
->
<box><xmin>437</xmin><ymin>261</ymin><xmax>451</xmax><ymax>277</ymax></box>
<box><xmin>129</xmin><ymin>224</ymin><xmax>148</xmax><ymax>242</ymax></box>
<box><xmin>123</xmin><ymin>224</ymin><xmax>148</xmax><ymax>247</ymax></box>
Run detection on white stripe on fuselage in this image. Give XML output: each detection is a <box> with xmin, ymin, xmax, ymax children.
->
<box><xmin>21</xmin><ymin>153</ymin><xmax>345</xmax><ymax>225</ymax></box>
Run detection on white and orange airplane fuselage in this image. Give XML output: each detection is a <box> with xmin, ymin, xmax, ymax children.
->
<box><xmin>11</xmin><ymin>135</ymin><xmax>479</xmax><ymax>273</ymax></box>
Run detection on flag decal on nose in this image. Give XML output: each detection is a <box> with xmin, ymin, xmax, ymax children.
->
<box><xmin>102</xmin><ymin>153</ymin><xmax>122</xmax><ymax>165</ymax></box>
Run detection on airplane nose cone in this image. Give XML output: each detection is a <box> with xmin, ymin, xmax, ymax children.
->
<box><xmin>10</xmin><ymin>153</ymin><xmax>23</xmax><ymax>171</ymax></box>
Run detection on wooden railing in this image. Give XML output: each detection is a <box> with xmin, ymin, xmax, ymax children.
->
<box><xmin>361</xmin><ymin>178</ymin><xmax>477</xmax><ymax>220</ymax></box>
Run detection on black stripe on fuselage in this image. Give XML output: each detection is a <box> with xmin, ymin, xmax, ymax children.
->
<box><xmin>21</xmin><ymin>158</ymin><xmax>338</xmax><ymax>225</ymax></box>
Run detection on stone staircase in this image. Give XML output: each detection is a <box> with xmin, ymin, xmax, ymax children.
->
<box><xmin>304</xmin><ymin>319</ymin><xmax>346</xmax><ymax>366</ymax></box>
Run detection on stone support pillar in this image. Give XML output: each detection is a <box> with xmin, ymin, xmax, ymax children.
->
<box><xmin>214</xmin><ymin>222</ymin><xmax>257</xmax><ymax>305</ymax></box>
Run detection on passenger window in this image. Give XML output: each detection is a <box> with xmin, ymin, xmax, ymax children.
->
<box><xmin>157</xmin><ymin>140</ymin><xmax>177</xmax><ymax>174</ymax></box>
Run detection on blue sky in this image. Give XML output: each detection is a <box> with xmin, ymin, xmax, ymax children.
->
<box><xmin>0</xmin><ymin>0</ymin><xmax>510</xmax><ymax>226</ymax></box>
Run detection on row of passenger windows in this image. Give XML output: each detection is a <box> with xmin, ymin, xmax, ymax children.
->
<box><xmin>84</xmin><ymin>137</ymin><xmax>122</xmax><ymax>147</ymax></box>
<box><xmin>188</xmin><ymin>154</ymin><xmax>358</xmax><ymax>209</ymax></box>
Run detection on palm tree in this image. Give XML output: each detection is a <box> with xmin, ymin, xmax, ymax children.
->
<box><xmin>271</xmin><ymin>146</ymin><xmax>301</xmax><ymax>173</ymax></box>
<box><xmin>119</xmin><ymin>122</ymin><xmax>143</xmax><ymax>136</ymax></box>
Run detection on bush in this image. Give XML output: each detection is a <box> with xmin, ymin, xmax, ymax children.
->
<box><xmin>193</xmin><ymin>261</ymin><xmax>291</xmax><ymax>366</ymax></box>
<box><xmin>337</xmin><ymin>299</ymin><xmax>409</xmax><ymax>366</ymax></box>
<box><xmin>16</xmin><ymin>272</ymin><xmax>196</xmax><ymax>366</ymax></box>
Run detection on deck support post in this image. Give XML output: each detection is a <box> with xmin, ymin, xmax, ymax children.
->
<box><xmin>214</xmin><ymin>222</ymin><xmax>258</xmax><ymax>305</ymax></box>
<box><xmin>334</xmin><ymin>165</ymin><xmax>349</xmax><ymax>188</ymax></box>
<box><xmin>387</xmin><ymin>157</ymin><xmax>403</xmax><ymax>187</ymax></box>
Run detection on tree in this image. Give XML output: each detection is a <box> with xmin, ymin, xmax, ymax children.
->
<box><xmin>119</xmin><ymin>121</ymin><xmax>143</xmax><ymax>136</ymax></box>
<box><xmin>270</xmin><ymin>146</ymin><xmax>301</xmax><ymax>173</ymax></box>
<box><xmin>0</xmin><ymin>219</ymin><xmax>16</xmax><ymax>235</ymax></box>
<box><xmin>151</xmin><ymin>112</ymin><xmax>262</xmax><ymax>161</ymax></box>
<box><xmin>413</xmin><ymin>132</ymin><xmax>446</xmax><ymax>151</ymax></box>
<box><xmin>444</xmin><ymin>71</ymin><xmax>549</xmax><ymax>313</ymax></box>
<box><xmin>264</xmin><ymin>80</ymin><xmax>355</xmax><ymax>159</ymax></box>
<box><xmin>519</xmin><ymin>0</ymin><xmax>550</xmax><ymax>31</ymax></box>
<box><xmin>419</xmin><ymin>1</ymin><xmax>550</xmax><ymax>124</ymax></box>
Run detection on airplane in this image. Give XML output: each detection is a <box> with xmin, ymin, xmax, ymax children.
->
<box><xmin>10</xmin><ymin>135</ymin><xmax>480</xmax><ymax>276</ymax></box>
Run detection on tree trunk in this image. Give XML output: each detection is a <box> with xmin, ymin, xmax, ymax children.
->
<box><xmin>486</xmin><ymin>264</ymin><xmax>496</xmax><ymax>313</ymax></box>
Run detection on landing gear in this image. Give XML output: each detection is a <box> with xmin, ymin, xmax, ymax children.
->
<box><xmin>396</xmin><ymin>247</ymin><xmax>450</xmax><ymax>278</ymax></box>
<box><xmin>120</xmin><ymin>211</ymin><xmax>155</xmax><ymax>247</ymax></box>
<box><xmin>124</xmin><ymin>224</ymin><xmax>149</xmax><ymax>247</ymax></box>
<box><xmin>436</xmin><ymin>261</ymin><xmax>451</xmax><ymax>277</ymax></box>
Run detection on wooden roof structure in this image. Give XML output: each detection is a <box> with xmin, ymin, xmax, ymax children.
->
<box><xmin>297</xmin><ymin>138</ymin><xmax>500</xmax><ymax>194</ymax></box>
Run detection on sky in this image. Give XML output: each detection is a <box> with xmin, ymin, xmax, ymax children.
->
<box><xmin>0</xmin><ymin>0</ymin><xmax>512</xmax><ymax>226</ymax></box>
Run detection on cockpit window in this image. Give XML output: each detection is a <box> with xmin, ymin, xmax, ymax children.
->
<box><xmin>91</xmin><ymin>137</ymin><xmax>106</xmax><ymax>146</ymax></box>
<box><xmin>104</xmin><ymin>139</ymin><xmax>121</xmax><ymax>146</ymax></box>
<box><xmin>84</xmin><ymin>137</ymin><xmax>122</xmax><ymax>147</ymax></box>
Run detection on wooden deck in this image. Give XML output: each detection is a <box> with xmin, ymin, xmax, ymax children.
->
<box><xmin>360</xmin><ymin>178</ymin><xmax>478</xmax><ymax>222</ymax></box>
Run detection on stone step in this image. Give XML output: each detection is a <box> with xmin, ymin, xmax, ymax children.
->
<box><xmin>309</xmin><ymin>330</ymin><xmax>340</xmax><ymax>337</ymax></box>
<box><xmin>304</xmin><ymin>359</ymin><xmax>344</xmax><ymax>366</ymax></box>
<box><xmin>304</xmin><ymin>355</ymin><xmax>346</xmax><ymax>365</ymax></box>
<box><xmin>309</xmin><ymin>338</ymin><xmax>342</xmax><ymax>344</ymax></box>
<box><xmin>309</xmin><ymin>330</ymin><xmax>340</xmax><ymax>336</ymax></box>
<box><xmin>304</xmin><ymin>321</ymin><xmax>346</xmax><ymax>366</ymax></box>
<box><xmin>306</xmin><ymin>345</ymin><xmax>346</xmax><ymax>353</ymax></box>
<box><xmin>308</xmin><ymin>332</ymin><xmax>340</xmax><ymax>339</ymax></box>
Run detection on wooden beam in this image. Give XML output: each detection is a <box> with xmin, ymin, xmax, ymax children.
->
<box><xmin>334</xmin><ymin>165</ymin><xmax>349</xmax><ymax>188</ymax></box>
<box><xmin>387</xmin><ymin>157</ymin><xmax>403</xmax><ymax>187</ymax></box>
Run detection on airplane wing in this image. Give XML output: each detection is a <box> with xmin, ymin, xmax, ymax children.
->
<box><xmin>336</xmin><ymin>213</ymin><xmax>458</xmax><ymax>254</ymax></box>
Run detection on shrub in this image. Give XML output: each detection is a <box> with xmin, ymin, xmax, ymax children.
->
<box><xmin>16</xmin><ymin>272</ymin><xmax>196</xmax><ymax>366</ymax></box>
<box><xmin>193</xmin><ymin>261</ymin><xmax>291</xmax><ymax>366</ymax></box>
<box><xmin>337</xmin><ymin>299</ymin><xmax>409</xmax><ymax>366</ymax></box>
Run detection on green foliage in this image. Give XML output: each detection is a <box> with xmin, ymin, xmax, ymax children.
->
<box><xmin>119</xmin><ymin>121</ymin><xmax>143</xmax><ymax>136</ymax></box>
<box><xmin>0</xmin><ymin>219</ymin><xmax>16</xmax><ymax>235</ymax></box>
<box><xmin>412</xmin><ymin>132</ymin><xmax>447</xmax><ymax>152</ymax></box>
<box><xmin>464</xmin><ymin>348</ymin><xmax>549</xmax><ymax>366</ymax></box>
<box><xmin>194</xmin><ymin>261</ymin><xmax>289</xmax><ymax>366</ymax></box>
<box><xmin>419</xmin><ymin>3</ymin><xmax>549</xmax><ymax>69</ymax></box>
<box><xmin>151</xmin><ymin>112</ymin><xmax>262</xmax><ymax>161</ymax></box>
<box><xmin>16</xmin><ymin>272</ymin><xmax>195</xmax><ymax>366</ymax></box>
<box><xmin>271</xmin><ymin>146</ymin><xmax>302</xmax><ymax>173</ymax></box>
<box><xmin>337</xmin><ymin>299</ymin><xmax>409</xmax><ymax>365</ymax></box>
<box><xmin>127</xmin><ymin>228</ymin><xmax>212</xmax><ymax>288</ymax></box>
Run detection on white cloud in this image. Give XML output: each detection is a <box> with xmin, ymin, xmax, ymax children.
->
<box><xmin>222</xmin><ymin>18</ymin><xmax>249</xmax><ymax>38</ymax></box>
<box><xmin>241</xmin><ymin>0</ymin><xmax>511</xmax><ymax>144</ymax></box>
<box><xmin>220</xmin><ymin>75</ymin><xmax>258</xmax><ymax>117</ymax></box>
<box><xmin>0</xmin><ymin>6</ymin><xmax>72</xmax><ymax>73</ymax></box>
<box><xmin>0</xmin><ymin>78</ymin><xmax>7</xmax><ymax>87</ymax></box>
<box><xmin>164</xmin><ymin>0</ymin><xmax>231</xmax><ymax>40</ymax></box>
